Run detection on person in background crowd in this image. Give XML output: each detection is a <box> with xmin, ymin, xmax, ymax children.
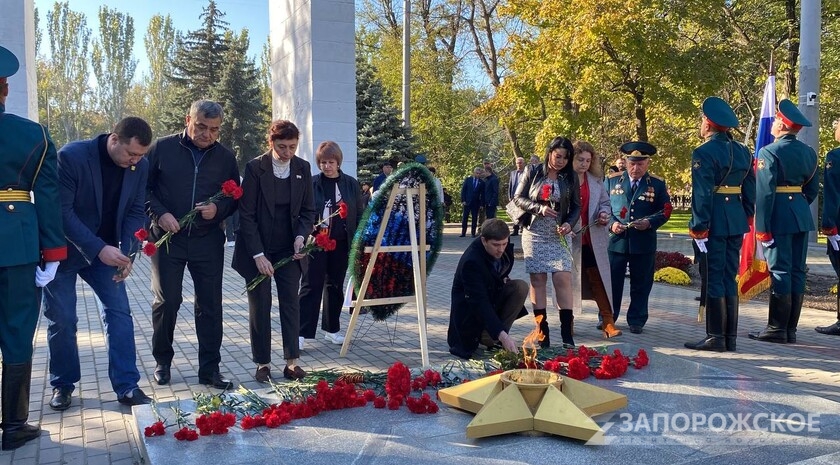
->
<box><xmin>569</xmin><ymin>141</ymin><xmax>622</xmax><ymax>339</ymax></box>
<box><xmin>146</xmin><ymin>100</ymin><xmax>240</xmax><ymax>389</ymax></box>
<box><xmin>514</xmin><ymin>137</ymin><xmax>580</xmax><ymax>347</ymax></box>
<box><xmin>529</xmin><ymin>154</ymin><xmax>540</xmax><ymax>171</ymax></box>
<box><xmin>684</xmin><ymin>97</ymin><xmax>755</xmax><ymax>352</ymax></box>
<box><xmin>298</xmin><ymin>141</ymin><xmax>364</xmax><ymax>348</ymax></box>
<box><xmin>608</xmin><ymin>154</ymin><xmax>626</xmax><ymax>174</ymax></box>
<box><xmin>361</xmin><ymin>182</ymin><xmax>372</xmax><ymax>208</ymax></box>
<box><xmin>508</xmin><ymin>157</ymin><xmax>526</xmax><ymax>236</ymax></box>
<box><xmin>448</xmin><ymin>219</ymin><xmax>528</xmax><ymax>358</ymax></box>
<box><xmin>483</xmin><ymin>159</ymin><xmax>499</xmax><ymax>219</ymax></box>
<box><xmin>443</xmin><ymin>188</ymin><xmax>453</xmax><ymax>223</ymax></box>
<box><xmin>232</xmin><ymin>120</ymin><xmax>316</xmax><ymax>382</ymax></box>
<box><xmin>816</xmin><ymin>118</ymin><xmax>840</xmax><ymax>336</ymax></box>
<box><xmin>606</xmin><ymin>142</ymin><xmax>671</xmax><ymax>335</ymax></box>
<box><xmin>428</xmin><ymin>166</ymin><xmax>445</xmax><ymax>204</ymax></box>
<box><xmin>460</xmin><ymin>166</ymin><xmax>485</xmax><ymax>237</ymax></box>
<box><xmin>0</xmin><ymin>45</ymin><xmax>67</xmax><ymax>451</ymax></box>
<box><xmin>372</xmin><ymin>162</ymin><xmax>392</xmax><ymax>194</ymax></box>
<box><xmin>749</xmin><ymin>99</ymin><xmax>819</xmax><ymax>344</ymax></box>
<box><xmin>45</xmin><ymin>117</ymin><xmax>155</xmax><ymax>411</ymax></box>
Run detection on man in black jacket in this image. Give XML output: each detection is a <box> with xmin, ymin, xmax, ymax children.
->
<box><xmin>448</xmin><ymin>219</ymin><xmax>528</xmax><ymax>358</ymax></box>
<box><xmin>145</xmin><ymin>100</ymin><xmax>240</xmax><ymax>389</ymax></box>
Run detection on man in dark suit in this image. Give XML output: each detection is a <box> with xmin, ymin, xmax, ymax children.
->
<box><xmin>606</xmin><ymin>142</ymin><xmax>672</xmax><ymax>334</ymax></box>
<box><xmin>448</xmin><ymin>219</ymin><xmax>528</xmax><ymax>358</ymax></box>
<box><xmin>232</xmin><ymin>120</ymin><xmax>317</xmax><ymax>382</ymax></box>
<box><xmin>372</xmin><ymin>162</ymin><xmax>392</xmax><ymax>194</ymax></box>
<box><xmin>0</xmin><ymin>45</ymin><xmax>67</xmax><ymax>451</ymax></box>
<box><xmin>44</xmin><ymin>117</ymin><xmax>153</xmax><ymax>411</ymax></box>
<box><xmin>483</xmin><ymin>160</ymin><xmax>500</xmax><ymax>219</ymax></box>
<box><xmin>749</xmin><ymin>99</ymin><xmax>819</xmax><ymax>344</ymax></box>
<box><xmin>508</xmin><ymin>157</ymin><xmax>525</xmax><ymax>235</ymax></box>
<box><xmin>685</xmin><ymin>97</ymin><xmax>755</xmax><ymax>352</ymax></box>
<box><xmin>460</xmin><ymin>166</ymin><xmax>484</xmax><ymax>237</ymax></box>
<box><xmin>146</xmin><ymin>100</ymin><xmax>240</xmax><ymax>389</ymax></box>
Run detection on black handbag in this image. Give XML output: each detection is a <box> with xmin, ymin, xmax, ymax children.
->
<box><xmin>505</xmin><ymin>199</ymin><xmax>531</xmax><ymax>227</ymax></box>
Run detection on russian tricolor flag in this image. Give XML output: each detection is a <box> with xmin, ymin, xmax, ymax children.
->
<box><xmin>738</xmin><ymin>75</ymin><xmax>775</xmax><ymax>299</ymax></box>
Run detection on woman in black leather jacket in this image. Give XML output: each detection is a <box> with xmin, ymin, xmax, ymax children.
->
<box><xmin>514</xmin><ymin>136</ymin><xmax>580</xmax><ymax>347</ymax></box>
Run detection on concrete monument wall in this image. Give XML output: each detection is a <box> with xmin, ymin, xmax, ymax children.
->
<box><xmin>269</xmin><ymin>0</ymin><xmax>357</xmax><ymax>176</ymax></box>
<box><xmin>0</xmin><ymin>0</ymin><xmax>38</xmax><ymax>120</ymax></box>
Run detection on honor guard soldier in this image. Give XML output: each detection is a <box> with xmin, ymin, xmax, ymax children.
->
<box><xmin>0</xmin><ymin>46</ymin><xmax>67</xmax><ymax>450</ymax></box>
<box><xmin>748</xmin><ymin>99</ymin><xmax>819</xmax><ymax>344</ymax></box>
<box><xmin>685</xmin><ymin>97</ymin><xmax>756</xmax><ymax>352</ymax></box>
<box><xmin>815</xmin><ymin>118</ymin><xmax>840</xmax><ymax>336</ymax></box>
<box><xmin>606</xmin><ymin>142</ymin><xmax>672</xmax><ymax>334</ymax></box>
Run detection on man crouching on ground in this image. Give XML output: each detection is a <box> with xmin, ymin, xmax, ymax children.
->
<box><xmin>448</xmin><ymin>218</ymin><xmax>529</xmax><ymax>358</ymax></box>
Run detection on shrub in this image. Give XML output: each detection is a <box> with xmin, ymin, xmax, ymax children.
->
<box><xmin>654</xmin><ymin>251</ymin><xmax>692</xmax><ymax>272</ymax></box>
<box><xmin>653</xmin><ymin>267</ymin><xmax>691</xmax><ymax>285</ymax></box>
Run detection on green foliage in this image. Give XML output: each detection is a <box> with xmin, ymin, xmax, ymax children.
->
<box><xmin>142</xmin><ymin>14</ymin><xmax>178</xmax><ymax>137</ymax></box>
<box><xmin>91</xmin><ymin>6</ymin><xmax>137</xmax><ymax>130</ymax></box>
<box><xmin>355</xmin><ymin>55</ymin><xmax>414</xmax><ymax>185</ymax></box>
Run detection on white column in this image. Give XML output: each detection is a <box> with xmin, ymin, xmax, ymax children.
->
<box><xmin>269</xmin><ymin>0</ymin><xmax>357</xmax><ymax>176</ymax></box>
<box><xmin>0</xmin><ymin>0</ymin><xmax>38</xmax><ymax>120</ymax></box>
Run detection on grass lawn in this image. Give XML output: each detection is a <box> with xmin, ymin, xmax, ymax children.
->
<box><xmin>659</xmin><ymin>210</ymin><xmax>690</xmax><ymax>234</ymax></box>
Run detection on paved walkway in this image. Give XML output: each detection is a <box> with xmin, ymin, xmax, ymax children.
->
<box><xmin>1</xmin><ymin>227</ymin><xmax>839</xmax><ymax>464</ymax></box>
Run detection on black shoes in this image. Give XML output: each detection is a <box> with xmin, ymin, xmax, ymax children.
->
<box><xmin>629</xmin><ymin>326</ymin><xmax>644</xmax><ymax>334</ymax></box>
<box><xmin>816</xmin><ymin>321</ymin><xmax>840</xmax><ymax>335</ymax></box>
<box><xmin>283</xmin><ymin>366</ymin><xmax>306</xmax><ymax>380</ymax></box>
<box><xmin>118</xmin><ymin>388</ymin><xmax>152</xmax><ymax>406</ymax></box>
<box><xmin>199</xmin><ymin>372</ymin><xmax>234</xmax><ymax>390</ymax></box>
<box><xmin>255</xmin><ymin>366</ymin><xmax>271</xmax><ymax>383</ymax></box>
<box><xmin>49</xmin><ymin>388</ymin><xmax>72</xmax><ymax>411</ymax></box>
<box><xmin>458</xmin><ymin>234</ymin><xmax>466</xmax><ymax>237</ymax></box>
<box><xmin>154</xmin><ymin>364</ymin><xmax>171</xmax><ymax>385</ymax></box>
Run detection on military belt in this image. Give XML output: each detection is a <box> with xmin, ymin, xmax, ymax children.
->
<box><xmin>775</xmin><ymin>186</ymin><xmax>802</xmax><ymax>193</ymax></box>
<box><xmin>715</xmin><ymin>186</ymin><xmax>741</xmax><ymax>194</ymax></box>
<box><xmin>0</xmin><ymin>190</ymin><xmax>32</xmax><ymax>202</ymax></box>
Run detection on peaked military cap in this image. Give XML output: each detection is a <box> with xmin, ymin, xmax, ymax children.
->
<box><xmin>777</xmin><ymin>98</ymin><xmax>812</xmax><ymax>128</ymax></box>
<box><xmin>702</xmin><ymin>96</ymin><xmax>739</xmax><ymax>129</ymax></box>
<box><xmin>619</xmin><ymin>141</ymin><xmax>657</xmax><ymax>161</ymax></box>
<box><xmin>0</xmin><ymin>46</ymin><xmax>20</xmax><ymax>78</ymax></box>
<box><xmin>414</xmin><ymin>155</ymin><xmax>427</xmax><ymax>165</ymax></box>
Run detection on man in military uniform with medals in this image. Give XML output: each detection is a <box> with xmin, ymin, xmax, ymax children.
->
<box><xmin>748</xmin><ymin>99</ymin><xmax>819</xmax><ymax>344</ymax></box>
<box><xmin>815</xmin><ymin>118</ymin><xmax>840</xmax><ymax>336</ymax></box>
<box><xmin>0</xmin><ymin>46</ymin><xmax>67</xmax><ymax>450</ymax></box>
<box><xmin>606</xmin><ymin>142</ymin><xmax>672</xmax><ymax>334</ymax></box>
<box><xmin>685</xmin><ymin>97</ymin><xmax>755</xmax><ymax>352</ymax></box>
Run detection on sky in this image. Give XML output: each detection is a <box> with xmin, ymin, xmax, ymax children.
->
<box><xmin>34</xmin><ymin>0</ymin><xmax>271</xmax><ymax>78</ymax></box>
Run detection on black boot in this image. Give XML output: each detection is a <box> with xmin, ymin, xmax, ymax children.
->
<box><xmin>684</xmin><ymin>297</ymin><xmax>726</xmax><ymax>351</ymax></box>
<box><xmin>1</xmin><ymin>362</ymin><xmax>41</xmax><ymax>451</ymax></box>
<box><xmin>725</xmin><ymin>295</ymin><xmax>739</xmax><ymax>351</ymax></box>
<box><xmin>533</xmin><ymin>308</ymin><xmax>550</xmax><ymax>348</ymax></box>
<box><xmin>815</xmin><ymin>321</ymin><xmax>840</xmax><ymax>335</ymax></box>
<box><xmin>748</xmin><ymin>294</ymin><xmax>791</xmax><ymax>343</ymax></box>
<box><xmin>787</xmin><ymin>294</ymin><xmax>803</xmax><ymax>343</ymax></box>
<box><xmin>559</xmin><ymin>309</ymin><xmax>575</xmax><ymax>347</ymax></box>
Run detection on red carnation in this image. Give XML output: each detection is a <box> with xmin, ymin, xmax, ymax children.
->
<box><xmin>134</xmin><ymin>228</ymin><xmax>148</xmax><ymax>242</ymax></box>
<box><xmin>338</xmin><ymin>201</ymin><xmax>348</xmax><ymax>219</ymax></box>
<box><xmin>314</xmin><ymin>230</ymin><xmax>331</xmax><ymax>249</ymax></box>
<box><xmin>144</xmin><ymin>421</ymin><xmax>165</xmax><ymax>437</ymax></box>
<box><xmin>620</xmin><ymin>206</ymin><xmax>628</xmax><ymax>219</ymax></box>
<box><xmin>143</xmin><ymin>242</ymin><xmax>158</xmax><ymax>256</ymax></box>
<box><xmin>373</xmin><ymin>396</ymin><xmax>386</xmax><ymax>408</ymax></box>
<box><xmin>221</xmin><ymin>179</ymin><xmax>239</xmax><ymax>197</ymax></box>
<box><xmin>326</xmin><ymin>239</ymin><xmax>337</xmax><ymax>251</ymax></box>
<box><xmin>541</xmin><ymin>184</ymin><xmax>551</xmax><ymax>201</ymax></box>
<box><xmin>663</xmin><ymin>202</ymin><xmax>673</xmax><ymax>219</ymax></box>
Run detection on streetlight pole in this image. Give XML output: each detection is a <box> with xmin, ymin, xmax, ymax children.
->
<box><xmin>402</xmin><ymin>0</ymin><xmax>411</xmax><ymax>128</ymax></box>
<box><xmin>798</xmin><ymin>0</ymin><xmax>821</xmax><ymax>242</ymax></box>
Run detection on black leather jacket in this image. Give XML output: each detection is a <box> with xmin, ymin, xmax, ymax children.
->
<box><xmin>513</xmin><ymin>163</ymin><xmax>580</xmax><ymax>228</ymax></box>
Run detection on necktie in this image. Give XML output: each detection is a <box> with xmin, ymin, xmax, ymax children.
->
<box><xmin>631</xmin><ymin>180</ymin><xmax>638</xmax><ymax>191</ymax></box>
<box><xmin>474</xmin><ymin>178</ymin><xmax>478</xmax><ymax>190</ymax></box>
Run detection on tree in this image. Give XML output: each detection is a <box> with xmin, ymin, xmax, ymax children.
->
<box><xmin>215</xmin><ymin>29</ymin><xmax>269</xmax><ymax>170</ymax></box>
<box><xmin>91</xmin><ymin>6</ymin><xmax>137</xmax><ymax>130</ymax></box>
<box><xmin>143</xmin><ymin>14</ymin><xmax>178</xmax><ymax>136</ymax></box>
<box><xmin>355</xmin><ymin>56</ymin><xmax>414</xmax><ymax>184</ymax></box>
<box><xmin>45</xmin><ymin>1</ymin><xmax>91</xmax><ymax>146</ymax></box>
<box><xmin>162</xmin><ymin>0</ymin><xmax>229</xmax><ymax>131</ymax></box>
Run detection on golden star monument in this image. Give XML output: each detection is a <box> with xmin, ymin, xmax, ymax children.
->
<box><xmin>438</xmin><ymin>369</ymin><xmax>627</xmax><ymax>443</ymax></box>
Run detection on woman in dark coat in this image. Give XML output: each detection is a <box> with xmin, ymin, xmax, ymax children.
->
<box><xmin>232</xmin><ymin>120</ymin><xmax>316</xmax><ymax>382</ymax></box>
<box><xmin>298</xmin><ymin>141</ymin><xmax>364</xmax><ymax>346</ymax></box>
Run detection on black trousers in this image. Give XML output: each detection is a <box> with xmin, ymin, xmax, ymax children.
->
<box><xmin>299</xmin><ymin>238</ymin><xmax>349</xmax><ymax>338</ymax></box>
<box><xmin>151</xmin><ymin>228</ymin><xmax>225</xmax><ymax>379</ymax></box>
<box><xmin>247</xmin><ymin>251</ymin><xmax>302</xmax><ymax>363</ymax></box>
<box><xmin>461</xmin><ymin>204</ymin><xmax>480</xmax><ymax>236</ymax></box>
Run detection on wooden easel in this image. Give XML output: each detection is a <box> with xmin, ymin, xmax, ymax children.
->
<box><xmin>340</xmin><ymin>182</ymin><xmax>432</xmax><ymax>367</ymax></box>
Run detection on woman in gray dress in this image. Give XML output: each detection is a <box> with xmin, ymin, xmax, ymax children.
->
<box><xmin>514</xmin><ymin>136</ymin><xmax>580</xmax><ymax>347</ymax></box>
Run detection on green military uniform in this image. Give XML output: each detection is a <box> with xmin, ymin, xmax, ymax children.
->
<box><xmin>815</xmin><ymin>144</ymin><xmax>840</xmax><ymax>335</ymax></box>
<box><xmin>0</xmin><ymin>45</ymin><xmax>66</xmax><ymax>450</ymax></box>
<box><xmin>606</xmin><ymin>142</ymin><xmax>672</xmax><ymax>332</ymax></box>
<box><xmin>749</xmin><ymin>99</ymin><xmax>819</xmax><ymax>344</ymax></box>
<box><xmin>685</xmin><ymin>97</ymin><xmax>756</xmax><ymax>352</ymax></box>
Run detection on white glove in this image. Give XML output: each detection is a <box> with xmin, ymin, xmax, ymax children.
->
<box><xmin>829</xmin><ymin>234</ymin><xmax>840</xmax><ymax>251</ymax></box>
<box><xmin>35</xmin><ymin>261</ymin><xmax>60</xmax><ymax>287</ymax></box>
<box><xmin>693</xmin><ymin>238</ymin><xmax>708</xmax><ymax>253</ymax></box>
<box><xmin>761</xmin><ymin>239</ymin><xmax>775</xmax><ymax>248</ymax></box>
